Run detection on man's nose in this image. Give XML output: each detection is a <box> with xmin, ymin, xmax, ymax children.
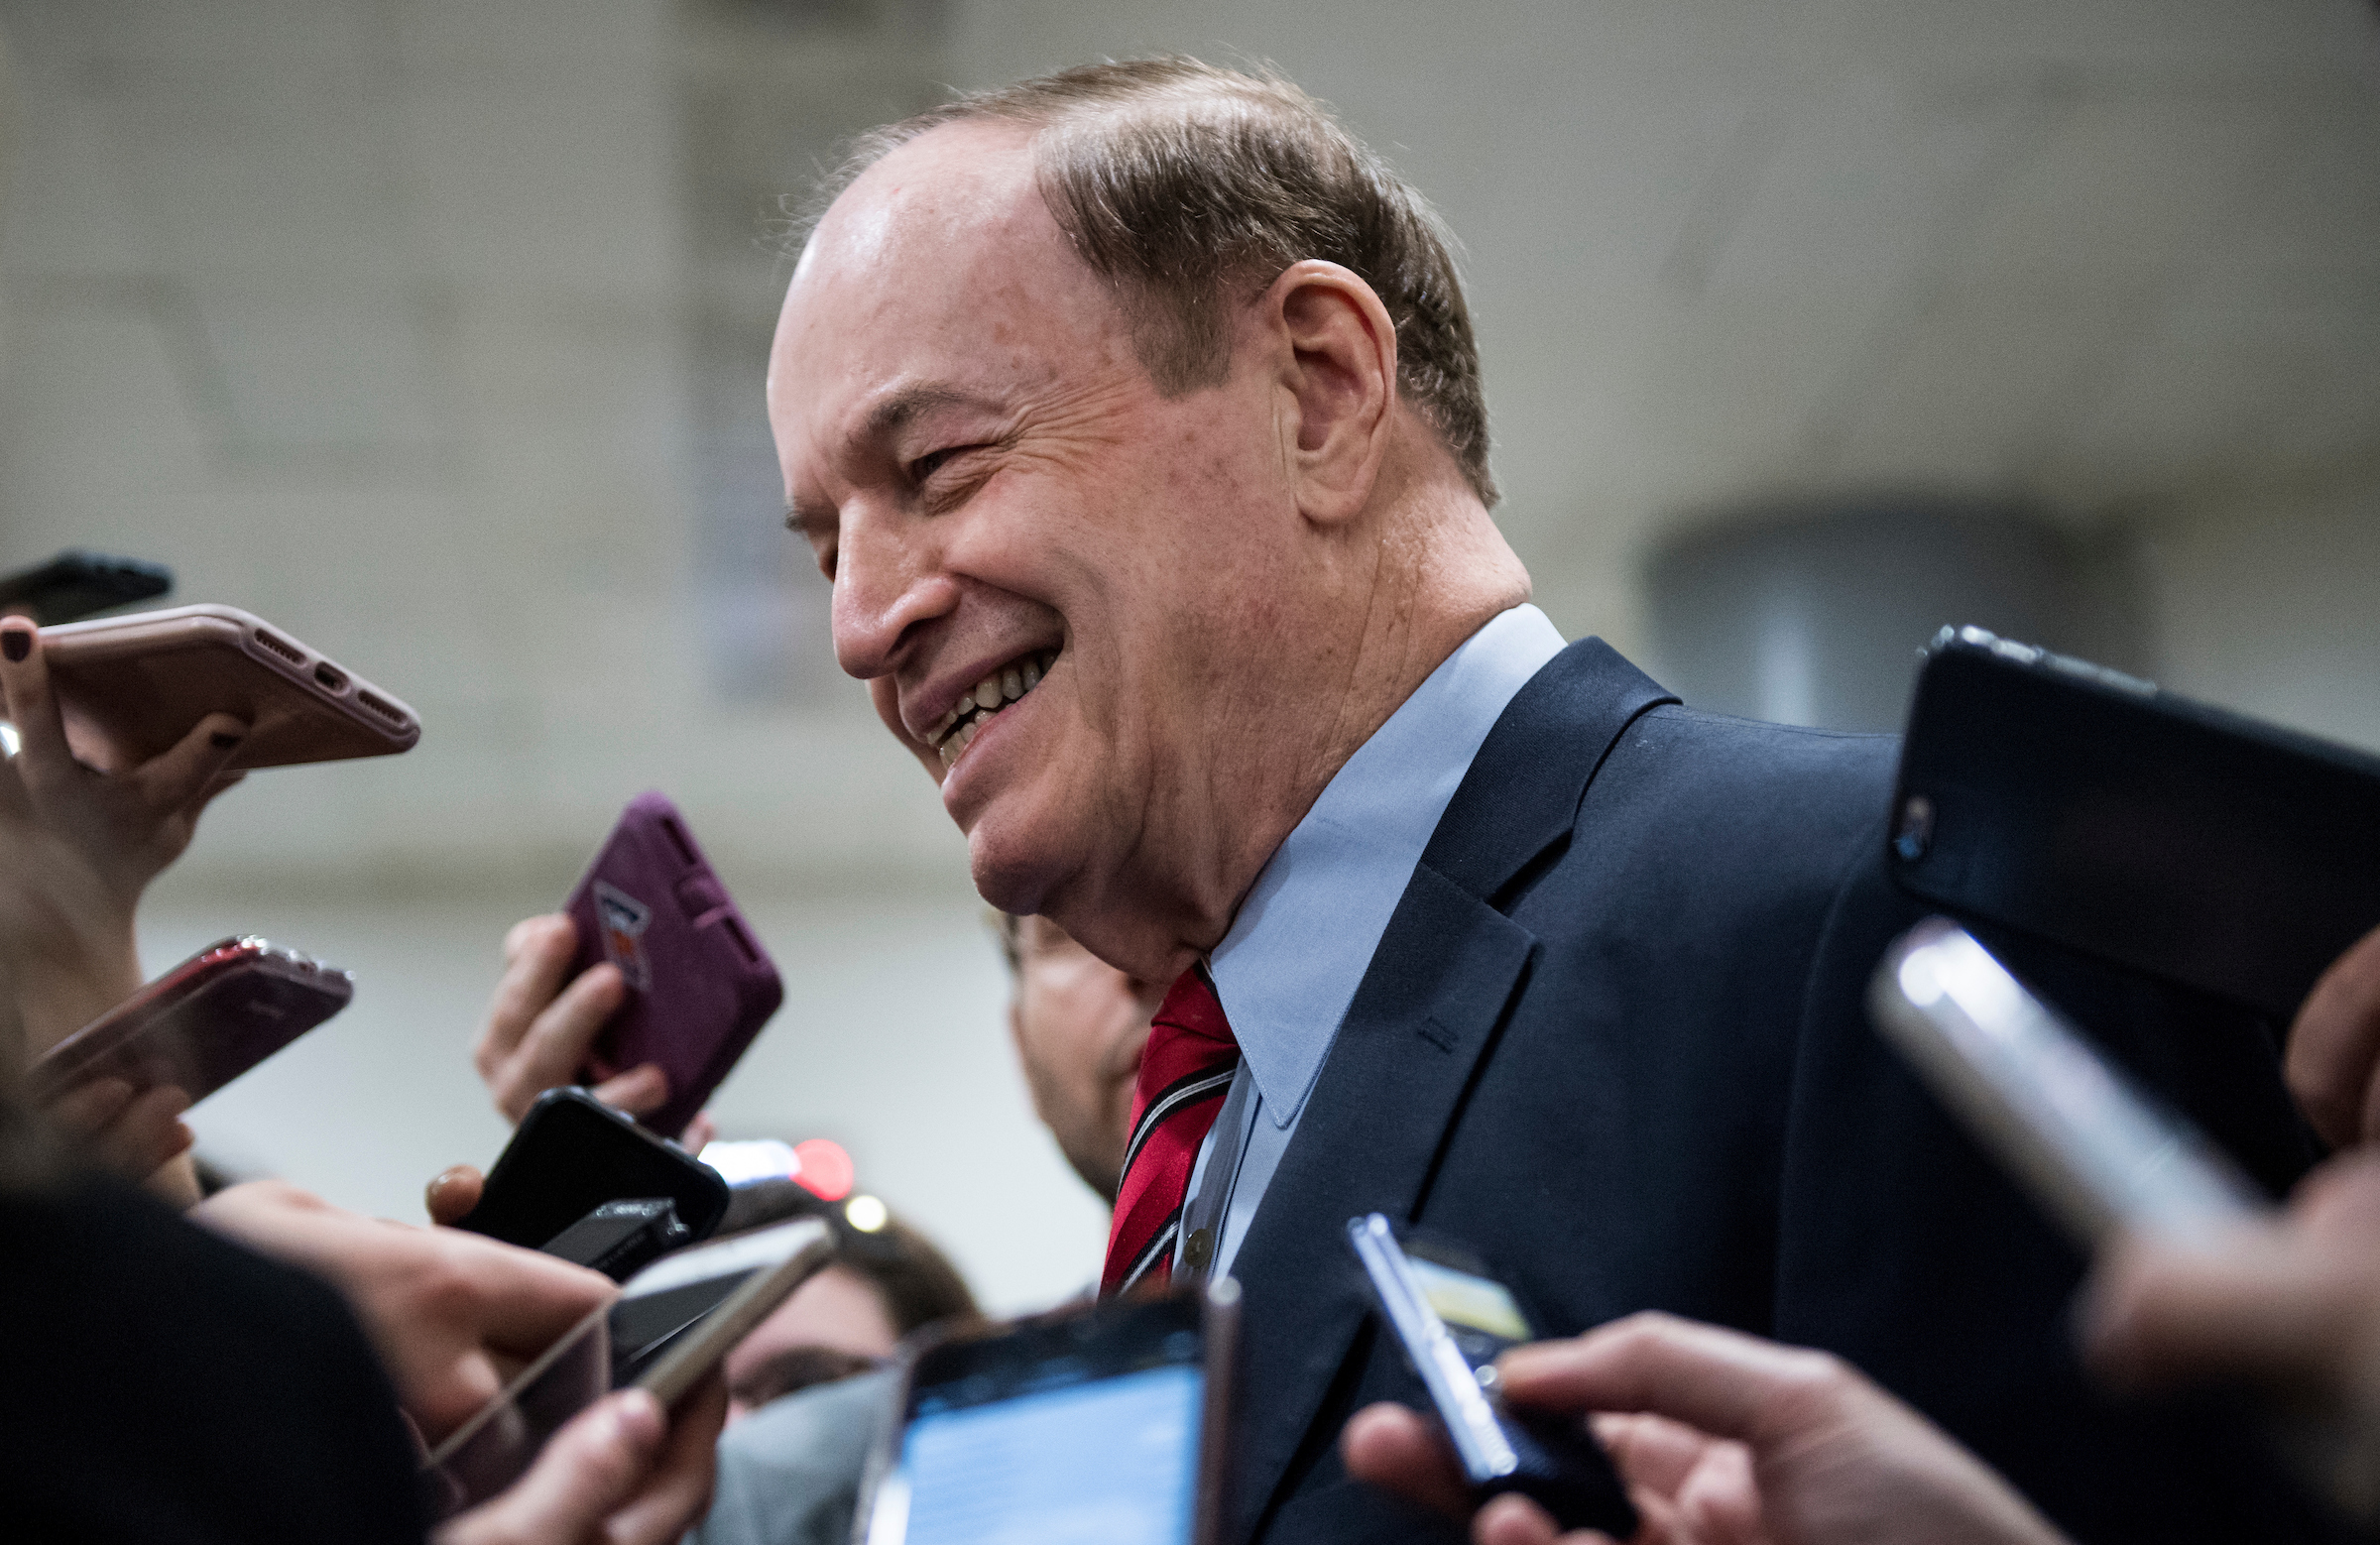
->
<box><xmin>831</xmin><ymin>509</ymin><xmax>959</xmax><ymax>682</ymax></box>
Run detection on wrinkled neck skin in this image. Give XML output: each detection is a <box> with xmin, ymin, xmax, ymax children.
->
<box><xmin>1044</xmin><ymin>442</ymin><xmax>1529</xmax><ymax>988</ymax></box>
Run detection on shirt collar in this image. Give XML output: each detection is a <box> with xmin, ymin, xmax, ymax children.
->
<box><xmin>1206</xmin><ymin>604</ymin><xmax>1566</xmax><ymax>1128</ymax></box>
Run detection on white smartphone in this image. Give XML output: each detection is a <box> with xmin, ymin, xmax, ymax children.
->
<box><xmin>1871</xmin><ymin>920</ymin><xmax>2380</xmax><ymax>1524</ymax></box>
<box><xmin>1867</xmin><ymin>917</ymin><xmax>2268</xmax><ymax>1251</ymax></box>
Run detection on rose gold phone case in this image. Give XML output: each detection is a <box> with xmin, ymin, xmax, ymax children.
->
<box><xmin>39</xmin><ymin>604</ymin><xmax>419</xmax><ymax>769</ymax></box>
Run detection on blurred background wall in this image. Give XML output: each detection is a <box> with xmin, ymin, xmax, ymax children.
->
<box><xmin>0</xmin><ymin>0</ymin><xmax>2374</xmax><ymax>1311</ymax></box>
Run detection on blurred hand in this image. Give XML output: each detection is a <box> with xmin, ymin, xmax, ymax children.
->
<box><xmin>473</xmin><ymin>914</ymin><xmax>666</xmax><ymax>1124</ymax></box>
<box><xmin>192</xmin><ymin>1180</ymin><xmax>615</xmax><ymax>1442</ymax></box>
<box><xmin>2287</xmin><ymin>923</ymin><xmax>2380</xmax><ymax>1150</ymax></box>
<box><xmin>0</xmin><ymin>615</ymin><xmax>247</xmax><ymax>1053</ymax></box>
<box><xmin>435</xmin><ymin>1378</ymin><xmax>727</xmax><ymax>1545</ymax></box>
<box><xmin>48</xmin><ymin>1075</ymin><xmax>193</xmax><ymax>1180</ymax></box>
<box><xmin>2086</xmin><ymin>1151</ymin><xmax>2380</xmax><ymax>1418</ymax></box>
<box><xmin>426</xmin><ymin>1162</ymin><xmax>486</xmax><ymax>1228</ymax></box>
<box><xmin>1342</xmin><ymin>1312</ymin><xmax>2068</xmax><ymax>1545</ymax></box>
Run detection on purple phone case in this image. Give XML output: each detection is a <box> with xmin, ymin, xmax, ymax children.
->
<box><xmin>563</xmin><ymin>792</ymin><xmax>782</xmax><ymax>1139</ymax></box>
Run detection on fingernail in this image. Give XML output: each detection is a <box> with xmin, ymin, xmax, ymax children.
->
<box><xmin>2</xmin><ymin>628</ymin><xmax>30</xmax><ymax>662</ymax></box>
<box><xmin>210</xmin><ymin>730</ymin><xmax>241</xmax><ymax>749</ymax></box>
<box><xmin>614</xmin><ymin>1388</ymin><xmax>664</xmax><ymax>1445</ymax></box>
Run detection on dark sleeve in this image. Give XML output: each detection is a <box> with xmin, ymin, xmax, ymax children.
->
<box><xmin>1774</xmin><ymin>845</ymin><xmax>2343</xmax><ymax>1545</ymax></box>
<box><xmin>0</xmin><ymin>1176</ymin><xmax>429</xmax><ymax>1545</ymax></box>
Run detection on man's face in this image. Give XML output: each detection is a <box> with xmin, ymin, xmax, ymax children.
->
<box><xmin>769</xmin><ymin>123</ymin><xmax>1313</xmax><ymax>975</ymax></box>
<box><xmin>1008</xmin><ymin>913</ymin><xmax>1161</xmax><ymax>1203</ymax></box>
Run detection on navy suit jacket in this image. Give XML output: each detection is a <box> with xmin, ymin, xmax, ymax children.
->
<box><xmin>1230</xmin><ymin>639</ymin><xmax>2330</xmax><ymax>1545</ymax></box>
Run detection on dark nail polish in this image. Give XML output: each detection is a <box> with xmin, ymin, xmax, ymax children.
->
<box><xmin>1</xmin><ymin>629</ymin><xmax>28</xmax><ymax>662</ymax></box>
<box><xmin>210</xmin><ymin>731</ymin><xmax>241</xmax><ymax>749</ymax></box>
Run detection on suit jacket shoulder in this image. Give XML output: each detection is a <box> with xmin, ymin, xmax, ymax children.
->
<box><xmin>1239</xmin><ymin>642</ymin><xmax>2329</xmax><ymax>1545</ymax></box>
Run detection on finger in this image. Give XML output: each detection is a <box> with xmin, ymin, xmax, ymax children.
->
<box><xmin>600</xmin><ymin>1374</ymin><xmax>728</xmax><ymax>1545</ymax></box>
<box><xmin>100</xmin><ymin>1085</ymin><xmax>194</xmax><ymax>1176</ymax></box>
<box><xmin>1591</xmin><ymin>1411</ymin><xmax>1719</xmax><ymax>1499</ymax></box>
<box><xmin>590</xmin><ymin>1063</ymin><xmax>668</xmax><ymax>1119</ymax></box>
<box><xmin>2289</xmin><ymin>923</ymin><xmax>2380</xmax><ymax>1149</ymax></box>
<box><xmin>446</xmin><ymin>1388</ymin><xmax>667</xmax><ymax>1544</ymax></box>
<box><xmin>453</xmin><ymin>1240</ymin><xmax>618</xmax><ymax>1357</ymax></box>
<box><xmin>497</xmin><ymin>964</ymin><xmax>627</xmax><ymax>1117</ymax></box>
<box><xmin>477</xmin><ymin>916</ymin><xmax>580</xmax><ymax>1070</ymax></box>
<box><xmin>2082</xmin><ymin>1231</ymin><xmax>2346</xmax><ymax>1393</ymax></box>
<box><xmin>48</xmin><ymin>1075</ymin><xmax>136</xmax><ymax>1129</ymax></box>
<box><xmin>1499</xmin><ymin>1313</ymin><xmax>1853</xmax><ymax>1452</ymax></box>
<box><xmin>133</xmin><ymin>710</ymin><xmax>250</xmax><ymax>813</ymax></box>
<box><xmin>1341</xmin><ymin>1402</ymin><xmax>1474</xmax><ymax>1519</ymax></box>
<box><xmin>425</xmin><ymin>1164</ymin><xmax>486</xmax><ymax>1228</ymax></box>
<box><xmin>680</xmin><ymin>1110</ymin><xmax>718</xmax><ymax>1153</ymax></box>
<box><xmin>1473</xmin><ymin>1492</ymin><xmax>1565</xmax><ymax>1545</ymax></box>
<box><xmin>0</xmin><ymin>617</ymin><xmax>75</xmax><ymax>793</ymax></box>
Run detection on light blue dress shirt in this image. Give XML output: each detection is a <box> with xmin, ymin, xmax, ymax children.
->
<box><xmin>1178</xmin><ymin>604</ymin><xmax>1568</xmax><ymax>1281</ymax></box>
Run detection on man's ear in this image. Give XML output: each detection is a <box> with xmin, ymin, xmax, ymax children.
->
<box><xmin>1261</xmin><ymin>260</ymin><xmax>1397</xmax><ymax>528</ymax></box>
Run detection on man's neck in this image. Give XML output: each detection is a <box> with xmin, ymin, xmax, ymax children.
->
<box><xmin>1075</xmin><ymin>478</ymin><xmax>1529</xmax><ymax>984</ymax></box>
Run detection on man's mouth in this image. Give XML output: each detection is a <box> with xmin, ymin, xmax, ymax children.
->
<box><xmin>922</xmin><ymin>650</ymin><xmax>1058</xmax><ymax>769</ymax></box>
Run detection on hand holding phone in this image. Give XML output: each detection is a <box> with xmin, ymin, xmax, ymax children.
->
<box><xmin>455</xmin><ymin>1087</ymin><xmax>730</xmax><ymax>1252</ymax></box>
<box><xmin>38</xmin><ymin>603</ymin><xmax>418</xmax><ymax>771</ymax></box>
<box><xmin>1347</xmin><ymin>1216</ymin><xmax>1637</xmax><ymax>1538</ymax></box>
<box><xmin>557</xmin><ymin>792</ymin><xmax>781</xmax><ymax>1139</ymax></box>
<box><xmin>0</xmin><ymin>613</ymin><xmax>255</xmax><ymax>1052</ymax></box>
<box><xmin>425</xmin><ymin>1215</ymin><xmax>834</xmax><ymax>1516</ymax></box>
<box><xmin>31</xmin><ymin>936</ymin><xmax>352</xmax><ymax>1109</ymax></box>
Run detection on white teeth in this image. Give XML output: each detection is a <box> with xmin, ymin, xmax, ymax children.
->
<box><xmin>1022</xmin><ymin>660</ymin><xmax>1040</xmax><ymax>690</ymax></box>
<box><xmin>1002</xmin><ymin>667</ymin><xmax>1022</xmax><ymax>701</ymax></box>
<box><xmin>975</xmin><ymin>676</ymin><xmax>1002</xmax><ymax>710</ymax></box>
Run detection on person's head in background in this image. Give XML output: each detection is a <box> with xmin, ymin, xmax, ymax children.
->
<box><xmin>724</xmin><ymin>1199</ymin><xmax>980</xmax><ymax>1421</ymax></box>
<box><xmin>995</xmin><ymin>910</ymin><xmax>1162</xmax><ymax>1203</ymax></box>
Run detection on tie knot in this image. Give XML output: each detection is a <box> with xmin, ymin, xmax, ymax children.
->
<box><xmin>1148</xmin><ymin>963</ymin><xmax>1238</xmax><ymax>1064</ymax></box>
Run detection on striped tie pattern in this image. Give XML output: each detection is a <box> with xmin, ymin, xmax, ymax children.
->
<box><xmin>1101</xmin><ymin>964</ymin><xmax>1241</xmax><ymax>1296</ymax></box>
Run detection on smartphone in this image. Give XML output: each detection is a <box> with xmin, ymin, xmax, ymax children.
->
<box><xmin>561</xmin><ymin>792</ymin><xmax>782</xmax><ymax>1139</ymax></box>
<box><xmin>456</xmin><ymin>1087</ymin><xmax>730</xmax><ymax>1251</ymax></box>
<box><xmin>1348</xmin><ymin>1216</ymin><xmax>1637</xmax><ymax>1537</ymax></box>
<box><xmin>1868</xmin><ymin>918</ymin><xmax>2270</xmax><ymax>1251</ymax></box>
<box><xmin>1889</xmin><ymin>626</ymin><xmax>2380</xmax><ymax>1024</ymax></box>
<box><xmin>858</xmin><ymin>1283</ymin><xmax>1240</xmax><ymax>1545</ymax></box>
<box><xmin>28</xmin><ymin>936</ymin><xmax>352</xmax><ymax>1108</ymax></box>
<box><xmin>537</xmin><ymin>1198</ymin><xmax>691</xmax><ymax>1284</ymax></box>
<box><xmin>38</xmin><ymin>603</ymin><xmax>419</xmax><ymax>771</ymax></box>
<box><xmin>0</xmin><ymin>549</ymin><xmax>172</xmax><ymax>624</ymax></box>
<box><xmin>1869</xmin><ymin>918</ymin><xmax>2380</xmax><ymax>1523</ymax></box>
<box><xmin>424</xmin><ymin>1215</ymin><xmax>835</xmax><ymax>1517</ymax></box>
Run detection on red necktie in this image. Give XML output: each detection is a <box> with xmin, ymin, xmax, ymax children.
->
<box><xmin>1102</xmin><ymin>965</ymin><xmax>1241</xmax><ymax>1296</ymax></box>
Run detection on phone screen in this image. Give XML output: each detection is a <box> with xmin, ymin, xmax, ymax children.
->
<box><xmin>1406</xmin><ymin>1256</ymin><xmax>1531</xmax><ymax>1345</ymax></box>
<box><xmin>873</xmin><ymin>1303</ymin><xmax>1206</xmax><ymax>1545</ymax></box>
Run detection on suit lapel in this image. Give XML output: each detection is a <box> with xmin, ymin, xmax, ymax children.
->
<box><xmin>1224</xmin><ymin>639</ymin><xmax>1678</xmax><ymax>1538</ymax></box>
<box><xmin>1225</xmin><ymin>864</ymin><xmax>1536</xmax><ymax>1540</ymax></box>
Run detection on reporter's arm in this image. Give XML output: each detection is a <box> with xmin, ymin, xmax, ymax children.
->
<box><xmin>191</xmin><ymin>1179</ymin><xmax>615</xmax><ymax>1441</ymax></box>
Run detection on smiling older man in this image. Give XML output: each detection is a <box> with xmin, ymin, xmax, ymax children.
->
<box><xmin>768</xmin><ymin>59</ymin><xmax>2323</xmax><ymax>1545</ymax></box>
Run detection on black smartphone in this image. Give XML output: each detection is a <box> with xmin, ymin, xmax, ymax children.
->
<box><xmin>1348</xmin><ymin>1215</ymin><xmax>1637</xmax><ymax>1537</ymax></box>
<box><xmin>856</xmin><ymin>1284</ymin><xmax>1239</xmax><ymax>1545</ymax></box>
<box><xmin>0</xmin><ymin>548</ymin><xmax>172</xmax><ymax>625</ymax></box>
<box><xmin>1889</xmin><ymin>626</ymin><xmax>2380</xmax><ymax>1025</ymax></box>
<box><xmin>29</xmin><ymin>936</ymin><xmax>352</xmax><ymax>1108</ymax></box>
<box><xmin>537</xmin><ymin>1198</ymin><xmax>692</xmax><ymax>1284</ymax></box>
<box><xmin>455</xmin><ymin>1088</ymin><xmax>729</xmax><ymax>1250</ymax></box>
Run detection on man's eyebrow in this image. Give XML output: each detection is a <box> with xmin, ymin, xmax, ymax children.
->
<box><xmin>785</xmin><ymin>492</ymin><xmax>836</xmax><ymax>534</ymax></box>
<box><xmin>862</xmin><ymin>385</ymin><xmax>1003</xmax><ymax>440</ymax></box>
